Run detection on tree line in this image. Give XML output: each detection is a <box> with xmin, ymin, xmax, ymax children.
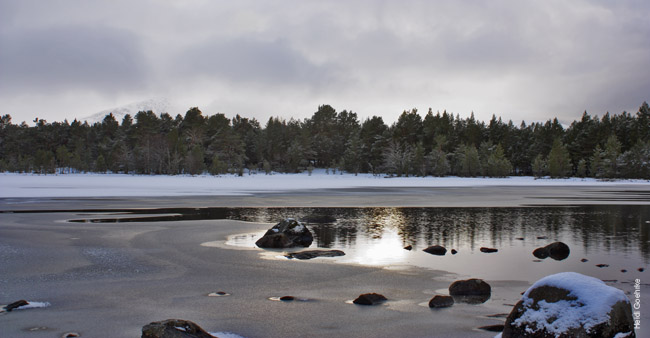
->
<box><xmin>0</xmin><ymin>102</ymin><xmax>648</xmax><ymax>179</ymax></box>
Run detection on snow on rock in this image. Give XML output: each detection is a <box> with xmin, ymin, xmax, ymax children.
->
<box><xmin>255</xmin><ymin>218</ymin><xmax>313</xmax><ymax>248</ymax></box>
<box><xmin>502</xmin><ymin>272</ymin><xmax>635</xmax><ymax>338</ymax></box>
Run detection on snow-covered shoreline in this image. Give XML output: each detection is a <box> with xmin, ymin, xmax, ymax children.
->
<box><xmin>1</xmin><ymin>170</ymin><xmax>648</xmax><ymax>198</ymax></box>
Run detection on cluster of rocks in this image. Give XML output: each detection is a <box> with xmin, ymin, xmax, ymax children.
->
<box><xmin>250</xmin><ymin>220</ymin><xmax>638</xmax><ymax>337</ymax></box>
<box><xmin>533</xmin><ymin>241</ymin><xmax>570</xmax><ymax>260</ymax></box>
<box><xmin>428</xmin><ymin>278</ymin><xmax>492</xmax><ymax>308</ymax></box>
<box><xmin>421</xmin><ymin>245</ymin><xmax>496</xmax><ymax>255</ymax></box>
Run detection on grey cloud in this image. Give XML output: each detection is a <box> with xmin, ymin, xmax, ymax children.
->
<box><xmin>172</xmin><ymin>37</ymin><xmax>343</xmax><ymax>89</ymax></box>
<box><xmin>0</xmin><ymin>24</ymin><xmax>149</xmax><ymax>95</ymax></box>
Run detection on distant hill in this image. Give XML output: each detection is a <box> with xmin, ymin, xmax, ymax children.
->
<box><xmin>83</xmin><ymin>98</ymin><xmax>182</xmax><ymax>123</ymax></box>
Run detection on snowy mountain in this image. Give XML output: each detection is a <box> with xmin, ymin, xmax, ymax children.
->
<box><xmin>83</xmin><ymin>98</ymin><xmax>183</xmax><ymax>123</ymax></box>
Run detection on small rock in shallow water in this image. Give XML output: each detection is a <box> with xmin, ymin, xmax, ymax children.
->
<box><xmin>515</xmin><ymin>237</ymin><xmax>524</xmax><ymax>240</ymax></box>
<box><xmin>423</xmin><ymin>245</ymin><xmax>447</xmax><ymax>256</ymax></box>
<box><xmin>280</xmin><ymin>296</ymin><xmax>295</xmax><ymax>301</ymax></box>
<box><xmin>536</xmin><ymin>236</ymin><xmax>547</xmax><ymax>239</ymax></box>
<box><xmin>449</xmin><ymin>278</ymin><xmax>491</xmax><ymax>304</ymax></box>
<box><xmin>621</xmin><ymin>269</ymin><xmax>627</xmax><ymax>273</ymax></box>
<box><xmin>639</xmin><ymin>268</ymin><xmax>645</xmax><ymax>272</ymax></box>
<box><xmin>428</xmin><ymin>295</ymin><xmax>454</xmax><ymax>308</ymax></box>
<box><xmin>533</xmin><ymin>247</ymin><xmax>549</xmax><ymax>259</ymax></box>
<box><xmin>596</xmin><ymin>264</ymin><xmax>609</xmax><ymax>268</ymax></box>
<box><xmin>404</xmin><ymin>245</ymin><xmax>412</xmax><ymax>251</ymax></box>
<box><xmin>480</xmin><ymin>247</ymin><xmax>498</xmax><ymax>253</ymax></box>
<box><xmin>62</xmin><ymin>333</ymin><xmax>80</xmax><ymax>338</ymax></box>
<box><xmin>451</xmin><ymin>249</ymin><xmax>458</xmax><ymax>255</ymax></box>
<box><xmin>581</xmin><ymin>258</ymin><xmax>589</xmax><ymax>262</ymax></box>
<box><xmin>142</xmin><ymin>319</ymin><xmax>215</xmax><ymax>338</ymax></box>
<box><xmin>4</xmin><ymin>300</ymin><xmax>28</xmax><ymax>312</ymax></box>
<box><xmin>208</xmin><ymin>291</ymin><xmax>230</xmax><ymax>297</ymax></box>
<box><xmin>353</xmin><ymin>293</ymin><xmax>387</xmax><ymax>305</ymax></box>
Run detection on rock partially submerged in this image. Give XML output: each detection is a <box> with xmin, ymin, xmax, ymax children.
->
<box><xmin>255</xmin><ymin>218</ymin><xmax>313</xmax><ymax>249</ymax></box>
<box><xmin>449</xmin><ymin>278</ymin><xmax>491</xmax><ymax>304</ymax></box>
<box><xmin>532</xmin><ymin>242</ymin><xmax>570</xmax><ymax>261</ymax></box>
<box><xmin>423</xmin><ymin>245</ymin><xmax>447</xmax><ymax>256</ymax></box>
<box><xmin>502</xmin><ymin>272</ymin><xmax>635</xmax><ymax>338</ymax></box>
<box><xmin>285</xmin><ymin>250</ymin><xmax>345</xmax><ymax>260</ymax></box>
<box><xmin>353</xmin><ymin>293</ymin><xmax>387</xmax><ymax>305</ymax></box>
<box><xmin>3</xmin><ymin>299</ymin><xmax>28</xmax><ymax>312</ymax></box>
<box><xmin>142</xmin><ymin>319</ymin><xmax>215</xmax><ymax>338</ymax></box>
<box><xmin>480</xmin><ymin>247</ymin><xmax>498</xmax><ymax>253</ymax></box>
<box><xmin>428</xmin><ymin>295</ymin><xmax>454</xmax><ymax>308</ymax></box>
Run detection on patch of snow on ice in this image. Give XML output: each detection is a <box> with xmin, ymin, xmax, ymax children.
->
<box><xmin>515</xmin><ymin>272</ymin><xmax>629</xmax><ymax>334</ymax></box>
<box><xmin>15</xmin><ymin>301</ymin><xmax>51</xmax><ymax>310</ymax></box>
<box><xmin>174</xmin><ymin>326</ymin><xmax>187</xmax><ymax>332</ymax></box>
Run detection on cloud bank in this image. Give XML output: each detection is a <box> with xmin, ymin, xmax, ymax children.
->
<box><xmin>1</xmin><ymin>0</ymin><xmax>649</xmax><ymax>124</ymax></box>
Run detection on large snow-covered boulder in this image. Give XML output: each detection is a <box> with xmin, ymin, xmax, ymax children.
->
<box><xmin>255</xmin><ymin>218</ymin><xmax>313</xmax><ymax>248</ymax></box>
<box><xmin>502</xmin><ymin>272</ymin><xmax>635</xmax><ymax>338</ymax></box>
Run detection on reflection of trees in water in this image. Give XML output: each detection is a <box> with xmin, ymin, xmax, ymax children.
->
<box><xmin>224</xmin><ymin>205</ymin><xmax>650</xmax><ymax>260</ymax></box>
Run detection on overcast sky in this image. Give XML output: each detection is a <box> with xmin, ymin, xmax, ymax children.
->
<box><xmin>1</xmin><ymin>0</ymin><xmax>649</xmax><ymax>125</ymax></box>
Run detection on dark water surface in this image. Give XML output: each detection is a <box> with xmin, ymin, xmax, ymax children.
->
<box><xmin>62</xmin><ymin>205</ymin><xmax>650</xmax><ymax>282</ymax></box>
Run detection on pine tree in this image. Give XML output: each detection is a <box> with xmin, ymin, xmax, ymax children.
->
<box><xmin>532</xmin><ymin>154</ymin><xmax>547</xmax><ymax>178</ymax></box>
<box><xmin>601</xmin><ymin>135</ymin><xmax>622</xmax><ymax>178</ymax></box>
<box><xmin>547</xmin><ymin>138</ymin><xmax>572</xmax><ymax>178</ymax></box>
<box><xmin>486</xmin><ymin>144</ymin><xmax>512</xmax><ymax>177</ymax></box>
<box><xmin>576</xmin><ymin>159</ymin><xmax>587</xmax><ymax>178</ymax></box>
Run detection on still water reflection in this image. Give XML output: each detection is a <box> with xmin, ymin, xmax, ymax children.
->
<box><xmin>224</xmin><ymin>206</ymin><xmax>650</xmax><ymax>282</ymax></box>
<box><xmin>67</xmin><ymin>205</ymin><xmax>649</xmax><ymax>282</ymax></box>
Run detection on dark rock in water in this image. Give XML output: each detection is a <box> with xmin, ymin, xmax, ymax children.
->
<box><xmin>449</xmin><ymin>279</ymin><xmax>491</xmax><ymax>303</ymax></box>
<box><xmin>62</xmin><ymin>333</ymin><xmax>80</xmax><ymax>338</ymax></box>
<box><xmin>515</xmin><ymin>237</ymin><xmax>525</xmax><ymax>240</ymax></box>
<box><xmin>141</xmin><ymin>319</ymin><xmax>215</xmax><ymax>338</ymax></box>
<box><xmin>621</xmin><ymin>269</ymin><xmax>627</xmax><ymax>273</ymax></box>
<box><xmin>280</xmin><ymin>296</ymin><xmax>295</xmax><ymax>301</ymax></box>
<box><xmin>428</xmin><ymin>295</ymin><xmax>454</xmax><ymax>308</ymax></box>
<box><xmin>596</xmin><ymin>264</ymin><xmax>609</xmax><ymax>268</ymax></box>
<box><xmin>353</xmin><ymin>293</ymin><xmax>387</xmax><ymax>305</ymax></box>
<box><xmin>533</xmin><ymin>247</ymin><xmax>550</xmax><ymax>259</ymax></box>
<box><xmin>480</xmin><ymin>247</ymin><xmax>498</xmax><ymax>253</ymax></box>
<box><xmin>502</xmin><ymin>272</ymin><xmax>635</xmax><ymax>338</ymax></box>
<box><xmin>301</xmin><ymin>215</ymin><xmax>337</xmax><ymax>223</ymax></box>
<box><xmin>404</xmin><ymin>245</ymin><xmax>413</xmax><ymax>251</ymax></box>
<box><xmin>285</xmin><ymin>250</ymin><xmax>345</xmax><ymax>260</ymax></box>
<box><xmin>546</xmin><ymin>242</ymin><xmax>570</xmax><ymax>260</ymax></box>
<box><xmin>478</xmin><ymin>324</ymin><xmax>504</xmax><ymax>332</ymax></box>
<box><xmin>449</xmin><ymin>278</ymin><xmax>491</xmax><ymax>296</ymax></box>
<box><xmin>639</xmin><ymin>268</ymin><xmax>645</xmax><ymax>272</ymax></box>
<box><xmin>536</xmin><ymin>236</ymin><xmax>548</xmax><ymax>239</ymax></box>
<box><xmin>423</xmin><ymin>245</ymin><xmax>447</xmax><ymax>256</ymax></box>
<box><xmin>532</xmin><ymin>242</ymin><xmax>570</xmax><ymax>261</ymax></box>
<box><xmin>451</xmin><ymin>249</ymin><xmax>458</xmax><ymax>255</ymax></box>
<box><xmin>581</xmin><ymin>258</ymin><xmax>589</xmax><ymax>262</ymax></box>
<box><xmin>4</xmin><ymin>299</ymin><xmax>28</xmax><ymax>312</ymax></box>
<box><xmin>255</xmin><ymin>218</ymin><xmax>313</xmax><ymax>248</ymax></box>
